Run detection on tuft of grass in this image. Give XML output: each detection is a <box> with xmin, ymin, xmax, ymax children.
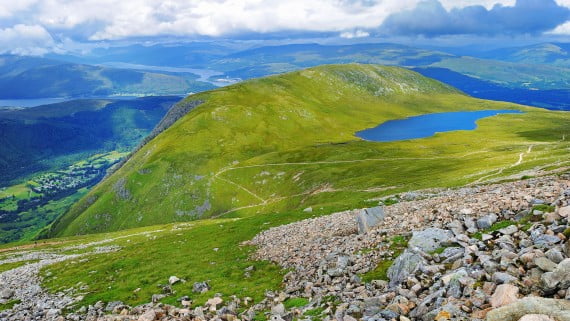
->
<box><xmin>361</xmin><ymin>260</ymin><xmax>393</xmax><ymax>282</ymax></box>
<box><xmin>430</xmin><ymin>247</ymin><xmax>447</xmax><ymax>255</ymax></box>
<box><xmin>284</xmin><ymin>298</ymin><xmax>310</xmax><ymax>309</ymax></box>
<box><xmin>304</xmin><ymin>307</ymin><xmax>325</xmax><ymax>317</ymax></box>
<box><xmin>361</xmin><ymin>235</ymin><xmax>409</xmax><ymax>283</ymax></box>
<box><xmin>532</xmin><ymin>204</ymin><xmax>555</xmax><ymax>213</ymax></box>
<box><xmin>472</xmin><ymin>220</ymin><xmax>517</xmax><ymax>240</ymax></box>
<box><xmin>0</xmin><ymin>299</ymin><xmax>21</xmax><ymax>311</ymax></box>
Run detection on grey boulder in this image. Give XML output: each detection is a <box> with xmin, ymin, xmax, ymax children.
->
<box><xmin>356</xmin><ymin>206</ymin><xmax>385</xmax><ymax>234</ymax></box>
<box><xmin>408</xmin><ymin>228</ymin><xmax>455</xmax><ymax>252</ymax></box>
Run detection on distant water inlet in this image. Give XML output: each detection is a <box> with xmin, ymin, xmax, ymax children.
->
<box><xmin>356</xmin><ymin>110</ymin><xmax>523</xmax><ymax>142</ymax></box>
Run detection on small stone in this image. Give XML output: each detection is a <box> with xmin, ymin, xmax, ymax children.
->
<box><xmin>477</xmin><ymin>214</ymin><xmax>498</xmax><ymax>229</ymax></box>
<box><xmin>168</xmin><ymin>276</ymin><xmax>181</xmax><ymax>285</ymax></box>
<box><xmin>557</xmin><ymin>206</ymin><xmax>570</xmax><ymax>218</ymax></box>
<box><xmin>482</xmin><ymin>234</ymin><xmax>493</xmax><ymax>241</ymax></box>
<box><xmin>206</xmin><ymin>297</ymin><xmax>223</xmax><ymax>311</ymax></box>
<box><xmin>492</xmin><ymin>272</ymin><xmax>517</xmax><ymax>284</ymax></box>
<box><xmin>193</xmin><ymin>281</ymin><xmax>211</xmax><ymax>293</ymax></box>
<box><xmin>490</xmin><ymin>284</ymin><xmax>519</xmax><ymax>308</ymax></box>
<box><xmin>138</xmin><ymin>309</ymin><xmax>156</xmax><ymax>321</ymax></box>
<box><xmin>0</xmin><ymin>289</ymin><xmax>14</xmax><ymax>300</ymax></box>
<box><xmin>303</xmin><ymin>207</ymin><xmax>313</xmax><ymax>213</ymax></box>
<box><xmin>271</xmin><ymin>303</ymin><xmax>285</xmax><ymax>316</ymax></box>
<box><xmin>535</xmin><ymin>257</ymin><xmax>557</xmax><ymax>272</ymax></box>
<box><xmin>545</xmin><ymin>249</ymin><xmax>564</xmax><ymax>264</ymax></box>
<box><xmin>499</xmin><ymin>225</ymin><xmax>518</xmax><ymax>235</ymax></box>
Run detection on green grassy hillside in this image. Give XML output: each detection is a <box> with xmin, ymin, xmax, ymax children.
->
<box><xmin>48</xmin><ymin>64</ymin><xmax>570</xmax><ymax>237</ymax></box>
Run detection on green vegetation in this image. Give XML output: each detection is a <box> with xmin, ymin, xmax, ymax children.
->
<box><xmin>0</xmin><ymin>260</ymin><xmax>38</xmax><ymax>274</ymax></box>
<box><xmin>284</xmin><ymin>297</ymin><xmax>310</xmax><ymax>309</ymax></box>
<box><xmin>361</xmin><ymin>235</ymin><xmax>409</xmax><ymax>283</ymax></box>
<box><xmin>0</xmin><ymin>63</ymin><xmax>565</xmax><ymax>312</ymax></box>
<box><xmin>0</xmin><ymin>96</ymin><xmax>181</xmax><ymax>184</ymax></box>
<box><xmin>0</xmin><ymin>299</ymin><xmax>21</xmax><ymax>311</ymax></box>
<box><xmin>0</xmin><ymin>152</ymin><xmax>128</xmax><ymax>244</ymax></box>
<box><xmin>532</xmin><ymin>204</ymin><xmax>555</xmax><ymax>213</ymax></box>
<box><xmin>41</xmin><ymin>209</ymin><xmax>324</xmax><ymax>308</ymax></box>
<box><xmin>472</xmin><ymin>220</ymin><xmax>517</xmax><ymax>240</ymax></box>
<box><xmin>361</xmin><ymin>260</ymin><xmax>393</xmax><ymax>282</ymax></box>
<box><xmin>430</xmin><ymin>247</ymin><xmax>447</xmax><ymax>255</ymax></box>
<box><xmin>49</xmin><ymin>64</ymin><xmax>570</xmax><ymax>238</ymax></box>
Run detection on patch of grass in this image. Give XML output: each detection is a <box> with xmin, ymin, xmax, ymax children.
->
<box><xmin>381</xmin><ymin>198</ymin><xmax>399</xmax><ymax>206</ymax></box>
<box><xmin>472</xmin><ymin>220</ymin><xmax>517</xmax><ymax>240</ymax></box>
<box><xmin>390</xmin><ymin>235</ymin><xmax>409</xmax><ymax>249</ymax></box>
<box><xmin>304</xmin><ymin>307</ymin><xmax>325</xmax><ymax>317</ymax></box>
<box><xmin>532</xmin><ymin>204</ymin><xmax>555</xmax><ymax>213</ymax></box>
<box><xmin>430</xmin><ymin>247</ymin><xmax>447</xmax><ymax>255</ymax></box>
<box><xmin>284</xmin><ymin>297</ymin><xmax>310</xmax><ymax>309</ymax></box>
<box><xmin>0</xmin><ymin>299</ymin><xmax>21</xmax><ymax>311</ymax></box>
<box><xmin>361</xmin><ymin>235</ymin><xmax>409</xmax><ymax>283</ymax></box>
<box><xmin>361</xmin><ymin>260</ymin><xmax>393</xmax><ymax>282</ymax></box>
<box><xmin>0</xmin><ymin>260</ymin><xmax>39</xmax><ymax>273</ymax></box>
<box><xmin>41</xmin><ymin>208</ymin><xmax>344</xmax><ymax>309</ymax></box>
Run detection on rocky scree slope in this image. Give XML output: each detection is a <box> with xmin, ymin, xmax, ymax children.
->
<box><xmin>4</xmin><ymin>173</ymin><xmax>569</xmax><ymax>320</ymax></box>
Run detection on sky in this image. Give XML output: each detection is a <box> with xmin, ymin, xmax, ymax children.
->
<box><xmin>0</xmin><ymin>0</ymin><xmax>569</xmax><ymax>55</ymax></box>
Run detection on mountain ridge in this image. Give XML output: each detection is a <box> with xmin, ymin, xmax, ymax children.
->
<box><xmin>46</xmin><ymin>64</ymin><xmax>570</xmax><ymax>237</ymax></box>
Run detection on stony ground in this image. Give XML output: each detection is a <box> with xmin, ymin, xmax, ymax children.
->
<box><xmin>0</xmin><ymin>174</ymin><xmax>569</xmax><ymax>321</ymax></box>
<box><xmin>248</xmin><ymin>174</ymin><xmax>570</xmax><ymax>321</ymax></box>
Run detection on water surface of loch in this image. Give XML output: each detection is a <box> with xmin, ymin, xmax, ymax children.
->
<box><xmin>356</xmin><ymin>110</ymin><xmax>523</xmax><ymax>142</ymax></box>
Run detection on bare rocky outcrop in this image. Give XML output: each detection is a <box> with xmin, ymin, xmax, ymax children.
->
<box><xmin>1</xmin><ymin>174</ymin><xmax>569</xmax><ymax>321</ymax></box>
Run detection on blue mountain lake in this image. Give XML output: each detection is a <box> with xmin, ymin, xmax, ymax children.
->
<box><xmin>356</xmin><ymin>110</ymin><xmax>523</xmax><ymax>142</ymax></box>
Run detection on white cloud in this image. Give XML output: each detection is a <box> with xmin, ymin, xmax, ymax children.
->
<box><xmin>0</xmin><ymin>0</ymin><xmax>567</xmax><ymax>49</ymax></box>
<box><xmin>340</xmin><ymin>30</ymin><xmax>370</xmax><ymax>38</ymax></box>
<box><xmin>0</xmin><ymin>24</ymin><xmax>57</xmax><ymax>55</ymax></box>
<box><xmin>0</xmin><ymin>0</ymin><xmax>38</xmax><ymax>18</ymax></box>
<box><xmin>548</xmin><ymin>20</ymin><xmax>570</xmax><ymax>34</ymax></box>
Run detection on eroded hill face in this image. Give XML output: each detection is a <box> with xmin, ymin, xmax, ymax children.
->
<box><xmin>48</xmin><ymin>64</ymin><xmax>570</xmax><ymax>237</ymax></box>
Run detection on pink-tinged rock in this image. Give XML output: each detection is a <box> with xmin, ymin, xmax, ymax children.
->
<box><xmin>490</xmin><ymin>284</ymin><xmax>519</xmax><ymax>308</ymax></box>
<box><xmin>557</xmin><ymin>206</ymin><xmax>570</xmax><ymax>218</ymax></box>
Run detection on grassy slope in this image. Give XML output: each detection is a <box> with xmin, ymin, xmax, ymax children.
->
<box><xmin>49</xmin><ymin>64</ymin><xmax>570</xmax><ymax>238</ymax></box>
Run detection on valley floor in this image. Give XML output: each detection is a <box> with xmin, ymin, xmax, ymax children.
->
<box><xmin>0</xmin><ymin>172</ymin><xmax>569</xmax><ymax>320</ymax></box>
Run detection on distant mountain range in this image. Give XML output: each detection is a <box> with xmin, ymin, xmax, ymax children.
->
<box><xmin>477</xmin><ymin>42</ymin><xmax>570</xmax><ymax>67</ymax></box>
<box><xmin>2</xmin><ymin>42</ymin><xmax>569</xmax><ymax>110</ymax></box>
<box><xmin>0</xmin><ymin>55</ymin><xmax>214</xmax><ymax>99</ymax></box>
